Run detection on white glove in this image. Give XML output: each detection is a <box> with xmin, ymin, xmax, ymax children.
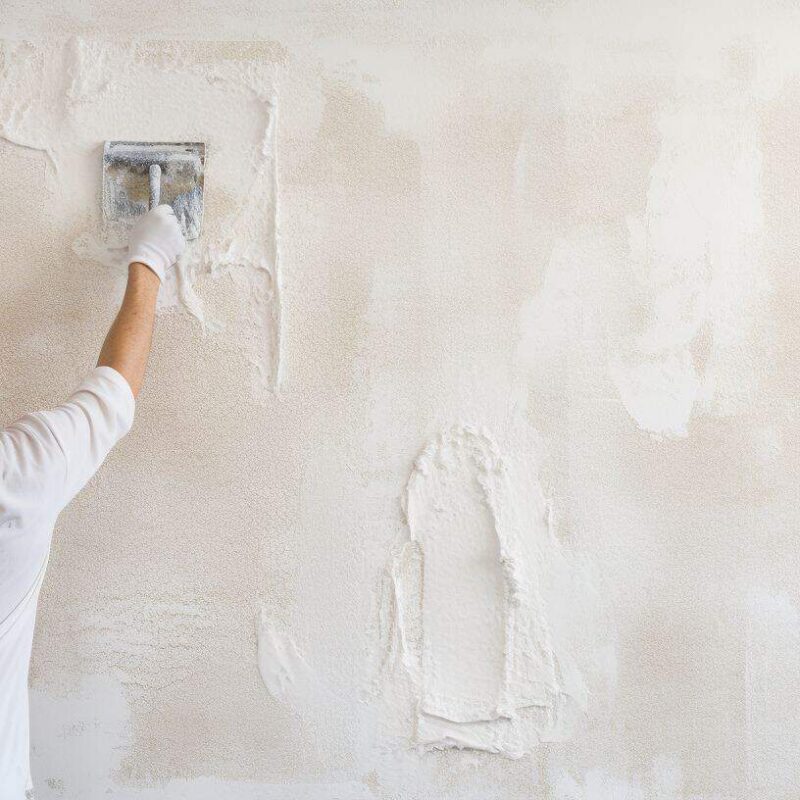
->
<box><xmin>127</xmin><ymin>204</ymin><xmax>186</xmax><ymax>282</ymax></box>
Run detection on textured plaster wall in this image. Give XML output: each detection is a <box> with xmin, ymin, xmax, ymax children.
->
<box><xmin>1</xmin><ymin>1</ymin><xmax>799</xmax><ymax>798</ymax></box>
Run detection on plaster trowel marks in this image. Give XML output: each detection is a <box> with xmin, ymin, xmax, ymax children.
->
<box><xmin>0</xmin><ymin>38</ymin><xmax>283</xmax><ymax>391</ymax></box>
<box><xmin>386</xmin><ymin>425</ymin><xmax>574</xmax><ymax>757</ymax></box>
<box><xmin>407</xmin><ymin>428</ymin><xmax>507</xmax><ymax>724</ymax></box>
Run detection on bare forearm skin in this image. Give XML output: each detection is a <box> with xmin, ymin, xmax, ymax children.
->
<box><xmin>97</xmin><ymin>263</ymin><xmax>160</xmax><ymax>398</ymax></box>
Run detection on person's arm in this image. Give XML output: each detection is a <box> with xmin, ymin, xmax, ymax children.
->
<box><xmin>96</xmin><ymin>263</ymin><xmax>160</xmax><ymax>398</ymax></box>
<box><xmin>0</xmin><ymin>205</ymin><xmax>185</xmax><ymax>512</ymax></box>
<box><xmin>96</xmin><ymin>204</ymin><xmax>185</xmax><ymax>398</ymax></box>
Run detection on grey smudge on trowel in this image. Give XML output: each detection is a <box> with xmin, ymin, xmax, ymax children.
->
<box><xmin>102</xmin><ymin>141</ymin><xmax>206</xmax><ymax>240</ymax></box>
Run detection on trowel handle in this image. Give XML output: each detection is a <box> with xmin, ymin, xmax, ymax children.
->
<box><xmin>148</xmin><ymin>164</ymin><xmax>162</xmax><ymax>209</ymax></box>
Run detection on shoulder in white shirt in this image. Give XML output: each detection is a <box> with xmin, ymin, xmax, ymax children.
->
<box><xmin>0</xmin><ymin>366</ymin><xmax>135</xmax><ymax>800</ymax></box>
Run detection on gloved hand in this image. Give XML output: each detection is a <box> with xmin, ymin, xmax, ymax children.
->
<box><xmin>127</xmin><ymin>204</ymin><xmax>186</xmax><ymax>282</ymax></box>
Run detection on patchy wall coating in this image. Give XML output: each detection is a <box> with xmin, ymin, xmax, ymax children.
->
<box><xmin>382</xmin><ymin>424</ymin><xmax>587</xmax><ymax>757</ymax></box>
<box><xmin>1</xmin><ymin>1</ymin><xmax>799</xmax><ymax>798</ymax></box>
<box><xmin>0</xmin><ymin>37</ymin><xmax>282</xmax><ymax>391</ymax></box>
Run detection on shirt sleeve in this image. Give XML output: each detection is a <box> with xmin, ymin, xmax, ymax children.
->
<box><xmin>4</xmin><ymin>366</ymin><xmax>136</xmax><ymax>513</ymax></box>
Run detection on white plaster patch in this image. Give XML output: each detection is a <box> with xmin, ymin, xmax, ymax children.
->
<box><xmin>519</xmin><ymin>90</ymin><xmax>768</xmax><ymax>439</ymax></box>
<box><xmin>256</xmin><ymin>610</ymin><xmax>313</xmax><ymax>704</ymax></box>
<box><xmin>382</xmin><ymin>423</ymin><xmax>586</xmax><ymax>757</ymax></box>
<box><xmin>608</xmin><ymin>350</ymin><xmax>700</xmax><ymax>438</ymax></box>
<box><xmin>609</xmin><ymin>94</ymin><xmax>765</xmax><ymax>436</ymax></box>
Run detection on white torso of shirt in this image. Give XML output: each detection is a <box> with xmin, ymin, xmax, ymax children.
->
<box><xmin>0</xmin><ymin>367</ymin><xmax>135</xmax><ymax>800</ymax></box>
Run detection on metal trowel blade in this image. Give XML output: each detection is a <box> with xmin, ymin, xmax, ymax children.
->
<box><xmin>102</xmin><ymin>141</ymin><xmax>206</xmax><ymax>240</ymax></box>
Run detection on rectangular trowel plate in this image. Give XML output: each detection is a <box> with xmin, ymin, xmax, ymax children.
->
<box><xmin>102</xmin><ymin>141</ymin><xmax>206</xmax><ymax>240</ymax></box>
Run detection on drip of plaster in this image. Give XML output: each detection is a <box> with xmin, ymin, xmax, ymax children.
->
<box><xmin>205</xmin><ymin>89</ymin><xmax>283</xmax><ymax>391</ymax></box>
<box><xmin>0</xmin><ymin>37</ymin><xmax>282</xmax><ymax>390</ymax></box>
<box><xmin>382</xmin><ymin>424</ymin><xmax>585</xmax><ymax>757</ymax></box>
<box><xmin>256</xmin><ymin>610</ymin><xmax>313</xmax><ymax>704</ymax></box>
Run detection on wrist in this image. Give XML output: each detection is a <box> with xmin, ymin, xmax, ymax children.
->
<box><xmin>128</xmin><ymin>261</ymin><xmax>162</xmax><ymax>290</ymax></box>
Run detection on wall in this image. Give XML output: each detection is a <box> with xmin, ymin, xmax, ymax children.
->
<box><xmin>1</xmin><ymin>1</ymin><xmax>799</xmax><ymax>798</ymax></box>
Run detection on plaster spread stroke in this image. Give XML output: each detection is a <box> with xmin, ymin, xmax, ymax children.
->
<box><xmin>383</xmin><ymin>425</ymin><xmax>583</xmax><ymax>757</ymax></box>
<box><xmin>256</xmin><ymin>610</ymin><xmax>312</xmax><ymax>703</ymax></box>
<box><xmin>0</xmin><ymin>36</ymin><xmax>282</xmax><ymax>391</ymax></box>
<box><xmin>609</xmin><ymin>97</ymin><xmax>765</xmax><ymax>436</ymax></box>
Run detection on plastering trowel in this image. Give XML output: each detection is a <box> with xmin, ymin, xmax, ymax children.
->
<box><xmin>102</xmin><ymin>141</ymin><xmax>206</xmax><ymax>239</ymax></box>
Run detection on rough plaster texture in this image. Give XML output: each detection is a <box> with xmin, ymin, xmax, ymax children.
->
<box><xmin>1</xmin><ymin>1</ymin><xmax>799</xmax><ymax>798</ymax></box>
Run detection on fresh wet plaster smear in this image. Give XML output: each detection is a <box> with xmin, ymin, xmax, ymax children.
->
<box><xmin>383</xmin><ymin>425</ymin><xmax>586</xmax><ymax>757</ymax></box>
<box><xmin>256</xmin><ymin>610</ymin><xmax>313</xmax><ymax>703</ymax></box>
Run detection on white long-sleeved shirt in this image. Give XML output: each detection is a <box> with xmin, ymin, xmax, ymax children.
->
<box><xmin>0</xmin><ymin>367</ymin><xmax>135</xmax><ymax>799</ymax></box>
